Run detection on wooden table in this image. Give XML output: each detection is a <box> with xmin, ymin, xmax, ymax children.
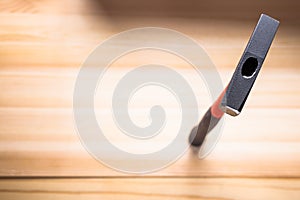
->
<box><xmin>0</xmin><ymin>0</ymin><xmax>299</xmax><ymax>199</ymax></box>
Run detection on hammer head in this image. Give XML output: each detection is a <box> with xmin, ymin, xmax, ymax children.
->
<box><xmin>221</xmin><ymin>14</ymin><xmax>279</xmax><ymax>116</ymax></box>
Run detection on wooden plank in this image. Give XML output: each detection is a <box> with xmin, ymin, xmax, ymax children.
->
<box><xmin>0</xmin><ymin>178</ymin><xmax>299</xmax><ymax>200</ymax></box>
<box><xmin>0</xmin><ymin>13</ymin><xmax>298</xmax><ymax>70</ymax></box>
<box><xmin>1</xmin><ymin>1</ymin><xmax>300</xmax><ymax>200</ymax></box>
<box><xmin>0</xmin><ymin>68</ymin><xmax>299</xmax><ymax>108</ymax></box>
<box><xmin>0</xmin><ymin>142</ymin><xmax>298</xmax><ymax>177</ymax></box>
<box><xmin>1</xmin><ymin>45</ymin><xmax>298</xmax><ymax>69</ymax></box>
<box><xmin>0</xmin><ymin>67</ymin><xmax>299</xmax><ymax>177</ymax></box>
<box><xmin>0</xmin><ymin>115</ymin><xmax>300</xmax><ymax>177</ymax></box>
<box><xmin>0</xmin><ymin>2</ymin><xmax>298</xmax><ymax>69</ymax></box>
<box><xmin>0</xmin><ymin>0</ymin><xmax>299</xmax><ymax>22</ymax></box>
<box><xmin>0</xmin><ymin>107</ymin><xmax>299</xmax><ymax>142</ymax></box>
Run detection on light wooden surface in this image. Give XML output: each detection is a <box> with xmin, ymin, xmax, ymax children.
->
<box><xmin>0</xmin><ymin>0</ymin><xmax>300</xmax><ymax>199</ymax></box>
<box><xmin>0</xmin><ymin>178</ymin><xmax>300</xmax><ymax>200</ymax></box>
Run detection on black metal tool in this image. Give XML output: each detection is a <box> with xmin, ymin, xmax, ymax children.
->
<box><xmin>189</xmin><ymin>14</ymin><xmax>280</xmax><ymax>147</ymax></box>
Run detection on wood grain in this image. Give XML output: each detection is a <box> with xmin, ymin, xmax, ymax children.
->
<box><xmin>0</xmin><ymin>67</ymin><xmax>299</xmax><ymax>177</ymax></box>
<box><xmin>0</xmin><ymin>178</ymin><xmax>300</xmax><ymax>200</ymax></box>
<box><xmin>0</xmin><ymin>0</ymin><xmax>299</xmax><ymax>199</ymax></box>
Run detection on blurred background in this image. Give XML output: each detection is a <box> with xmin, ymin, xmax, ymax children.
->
<box><xmin>0</xmin><ymin>0</ymin><xmax>299</xmax><ymax>199</ymax></box>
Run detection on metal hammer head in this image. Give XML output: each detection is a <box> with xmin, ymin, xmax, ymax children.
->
<box><xmin>221</xmin><ymin>14</ymin><xmax>279</xmax><ymax>116</ymax></box>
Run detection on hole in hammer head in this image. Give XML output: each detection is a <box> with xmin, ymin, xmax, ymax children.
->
<box><xmin>241</xmin><ymin>57</ymin><xmax>258</xmax><ymax>78</ymax></box>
